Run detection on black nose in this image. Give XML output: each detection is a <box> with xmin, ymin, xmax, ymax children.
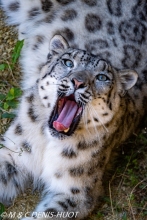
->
<box><xmin>72</xmin><ymin>78</ymin><xmax>85</xmax><ymax>89</ymax></box>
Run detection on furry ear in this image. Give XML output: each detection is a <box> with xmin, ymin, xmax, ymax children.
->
<box><xmin>49</xmin><ymin>35</ymin><xmax>69</xmax><ymax>55</ymax></box>
<box><xmin>119</xmin><ymin>69</ymin><xmax>138</xmax><ymax>90</ymax></box>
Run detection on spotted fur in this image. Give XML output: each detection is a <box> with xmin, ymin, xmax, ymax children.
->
<box><xmin>0</xmin><ymin>35</ymin><xmax>145</xmax><ymax>219</ymax></box>
<box><xmin>1</xmin><ymin>0</ymin><xmax>147</xmax><ymax>219</ymax></box>
<box><xmin>1</xmin><ymin>0</ymin><xmax>147</xmax><ymax>90</ymax></box>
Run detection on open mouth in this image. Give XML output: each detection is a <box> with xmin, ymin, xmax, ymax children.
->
<box><xmin>48</xmin><ymin>94</ymin><xmax>83</xmax><ymax>136</ymax></box>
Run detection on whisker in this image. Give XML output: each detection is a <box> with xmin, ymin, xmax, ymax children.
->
<box><xmin>86</xmin><ymin>104</ymin><xmax>101</xmax><ymax>142</ymax></box>
<box><xmin>58</xmin><ymin>92</ymin><xmax>64</xmax><ymax>98</ymax></box>
<box><xmin>89</xmin><ymin>104</ymin><xmax>109</xmax><ymax>133</ymax></box>
<box><xmin>44</xmin><ymin>83</ymin><xmax>60</xmax><ymax>86</ymax></box>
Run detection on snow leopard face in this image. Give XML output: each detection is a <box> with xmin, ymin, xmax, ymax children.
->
<box><xmin>38</xmin><ymin>35</ymin><xmax>138</xmax><ymax>138</ymax></box>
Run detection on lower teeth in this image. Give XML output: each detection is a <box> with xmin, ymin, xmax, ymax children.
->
<box><xmin>64</xmin><ymin>128</ymin><xmax>70</xmax><ymax>133</ymax></box>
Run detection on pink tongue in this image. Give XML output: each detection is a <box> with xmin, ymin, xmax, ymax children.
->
<box><xmin>53</xmin><ymin>100</ymin><xmax>78</xmax><ymax>132</ymax></box>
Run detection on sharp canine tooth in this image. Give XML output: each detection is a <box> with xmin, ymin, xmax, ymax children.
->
<box><xmin>64</xmin><ymin>128</ymin><xmax>70</xmax><ymax>133</ymax></box>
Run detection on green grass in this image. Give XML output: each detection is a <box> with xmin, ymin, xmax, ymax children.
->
<box><xmin>0</xmin><ymin>203</ymin><xmax>5</xmax><ymax>220</ymax></box>
<box><xmin>0</xmin><ymin>40</ymin><xmax>23</xmax><ymax>219</ymax></box>
<box><xmin>0</xmin><ymin>87</ymin><xmax>22</xmax><ymax>119</ymax></box>
<box><xmin>0</xmin><ymin>40</ymin><xmax>23</xmax><ymax>135</ymax></box>
<box><xmin>0</xmin><ymin>40</ymin><xmax>24</xmax><ymax>71</ymax></box>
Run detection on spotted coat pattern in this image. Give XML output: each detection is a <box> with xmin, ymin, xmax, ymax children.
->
<box><xmin>1</xmin><ymin>0</ymin><xmax>147</xmax><ymax>90</ymax></box>
<box><xmin>1</xmin><ymin>0</ymin><xmax>147</xmax><ymax>219</ymax></box>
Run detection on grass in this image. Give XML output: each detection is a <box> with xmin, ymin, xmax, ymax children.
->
<box><xmin>0</xmin><ymin>36</ymin><xmax>147</xmax><ymax>220</ymax></box>
<box><xmin>0</xmin><ymin>40</ymin><xmax>23</xmax><ymax>135</ymax></box>
<box><xmin>0</xmin><ymin>40</ymin><xmax>24</xmax><ymax>219</ymax></box>
<box><xmin>0</xmin><ymin>40</ymin><xmax>24</xmax><ymax>72</ymax></box>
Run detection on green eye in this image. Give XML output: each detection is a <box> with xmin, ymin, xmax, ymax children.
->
<box><xmin>96</xmin><ymin>74</ymin><xmax>109</xmax><ymax>81</ymax></box>
<box><xmin>63</xmin><ymin>59</ymin><xmax>74</xmax><ymax>68</ymax></box>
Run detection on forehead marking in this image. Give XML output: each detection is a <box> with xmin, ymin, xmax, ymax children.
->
<box><xmin>72</xmin><ymin>51</ymin><xmax>81</xmax><ymax>59</ymax></box>
<box><xmin>42</xmin><ymin>62</ymin><xmax>58</xmax><ymax>79</ymax></box>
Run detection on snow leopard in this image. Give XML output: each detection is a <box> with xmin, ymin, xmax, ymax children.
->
<box><xmin>1</xmin><ymin>0</ymin><xmax>147</xmax><ymax>219</ymax></box>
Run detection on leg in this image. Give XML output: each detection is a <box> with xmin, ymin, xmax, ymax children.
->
<box><xmin>21</xmin><ymin>192</ymin><xmax>81</xmax><ymax>220</ymax></box>
<box><xmin>0</xmin><ymin>147</ymin><xmax>28</xmax><ymax>206</ymax></box>
<box><xmin>21</xmin><ymin>181</ymin><xmax>103</xmax><ymax>220</ymax></box>
<box><xmin>33</xmin><ymin>193</ymin><xmax>80</xmax><ymax>220</ymax></box>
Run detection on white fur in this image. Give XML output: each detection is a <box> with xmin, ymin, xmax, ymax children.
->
<box><xmin>1</xmin><ymin>0</ymin><xmax>147</xmax><ymax>219</ymax></box>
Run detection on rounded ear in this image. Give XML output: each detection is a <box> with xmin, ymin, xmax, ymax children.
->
<box><xmin>49</xmin><ymin>35</ymin><xmax>69</xmax><ymax>55</ymax></box>
<box><xmin>119</xmin><ymin>69</ymin><xmax>138</xmax><ymax>90</ymax></box>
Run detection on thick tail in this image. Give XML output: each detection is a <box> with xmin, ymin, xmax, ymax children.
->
<box><xmin>1</xmin><ymin>0</ymin><xmax>53</xmax><ymax>26</ymax></box>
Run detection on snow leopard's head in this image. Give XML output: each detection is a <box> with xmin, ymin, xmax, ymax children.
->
<box><xmin>38</xmin><ymin>35</ymin><xmax>138</xmax><ymax>139</ymax></box>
